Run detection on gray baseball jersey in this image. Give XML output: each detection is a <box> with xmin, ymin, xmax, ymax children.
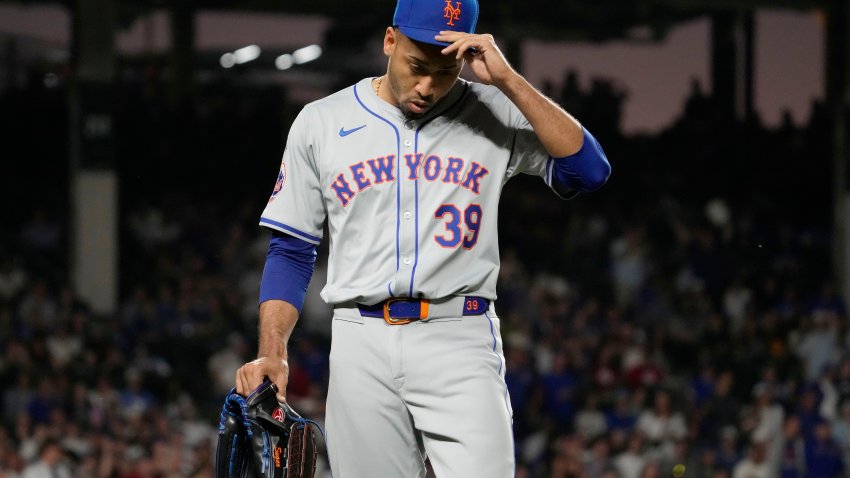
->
<box><xmin>260</xmin><ymin>77</ymin><xmax>569</xmax><ymax>306</ymax></box>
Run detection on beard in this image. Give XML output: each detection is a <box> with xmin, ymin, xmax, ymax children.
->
<box><xmin>385</xmin><ymin>74</ymin><xmax>434</xmax><ymax>118</ymax></box>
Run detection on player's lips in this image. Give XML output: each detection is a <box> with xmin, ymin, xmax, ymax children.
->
<box><xmin>408</xmin><ymin>100</ymin><xmax>431</xmax><ymax>114</ymax></box>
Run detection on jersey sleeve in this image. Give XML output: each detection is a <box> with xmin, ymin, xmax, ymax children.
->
<box><xmin>259</xmin><ymin>107</ymin><xmax>326</xmax><ymax>245</ymax></box>
<box><xmin>503</xmin><ymin>104</ymin><xmax>577</xmax><ymax>200</ymax></box>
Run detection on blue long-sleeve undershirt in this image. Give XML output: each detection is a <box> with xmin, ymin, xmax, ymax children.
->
<box><xmin>550</xmin><ymin>127</ymin><xmax>611</xmax><ymax>195</ymax></box>
<box><xmin>258</xmin><ymin>231</ymin><xmax>317</xmax><ymax>311</ymax></box>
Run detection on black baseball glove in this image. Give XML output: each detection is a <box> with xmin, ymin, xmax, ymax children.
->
<box><xmin>215</xmin><ymin>379</ymin><xmax>321</xmax><ymax>478</ymax></box>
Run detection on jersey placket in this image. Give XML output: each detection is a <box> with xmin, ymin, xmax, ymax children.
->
<box><xmin>392</xmin><ymin>117</ymin><xmax>419</xmax><ymax>297</ymax></box>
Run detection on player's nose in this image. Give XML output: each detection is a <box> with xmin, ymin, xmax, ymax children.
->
<box><xmin>415</xmin><ymin>76</ymin><xmax>435</xmax><ymax>99</ymax></box>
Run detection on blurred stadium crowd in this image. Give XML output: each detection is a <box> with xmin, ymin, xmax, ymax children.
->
<box><xmin>0</xmin><ymin>64</ymin><xmax>847</xmax><ymax>478</ymax></box>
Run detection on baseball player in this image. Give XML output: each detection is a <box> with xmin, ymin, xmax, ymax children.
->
<box><xmin>235</xmin><ymin>0</ymin><xmax>611</xmax><ymax>476</ymax></box>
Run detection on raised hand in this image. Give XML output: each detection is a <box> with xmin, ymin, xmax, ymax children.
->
<box><xmin>435</xmin><ymin>31</ymin><xmax>518</xmax><ymax>88</ymax></box>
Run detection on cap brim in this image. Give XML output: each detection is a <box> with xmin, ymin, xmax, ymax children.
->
<box><xmin>397</xmin><ymin>25</ymin><xmax>450</xmax><ymax>47</ymax></box>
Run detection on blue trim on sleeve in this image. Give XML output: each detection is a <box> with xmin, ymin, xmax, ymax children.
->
<box><xmin>259</xmin><ymin>231</ymin><xmax>318</xmax><ymax>311</ymax></box>
<box><xmin>354</xmin><ymin>83</ymin><xmax>401</xmax><ymax>295</ymax></box>
<box><xmin>550</xmin><ymin>127</ymin><xmax>611</xmax><ymax>193</ymax></box>
<box><xmin>259</xmin><ymin>217</ymin><xmax>322</xmax><ymax>244</ymax></box>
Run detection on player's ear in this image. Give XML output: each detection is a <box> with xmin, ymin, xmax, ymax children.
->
<box><xmin>384</xmin><ymin>27</ymin><xmax>396</xmax><ymax>56</ymax></box>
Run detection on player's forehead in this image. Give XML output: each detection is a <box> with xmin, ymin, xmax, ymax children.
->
<box><xmin>396</xmin><ymin>31</ymin><xmax>461</xmax><ymax>70</ymax></box>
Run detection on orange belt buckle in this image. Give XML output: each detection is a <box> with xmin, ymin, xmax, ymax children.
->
<box><xmin>383</xmin><ymin>298</ymin><xmax>430</xmax><ymax>325</ymax></box>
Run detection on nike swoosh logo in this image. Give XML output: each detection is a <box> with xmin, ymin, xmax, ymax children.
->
<box><xmin>339</xmin><ymin>125</ymin><xmax>366</xmax><ymax>137</ymax></box>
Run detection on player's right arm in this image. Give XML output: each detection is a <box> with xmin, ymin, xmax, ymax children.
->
<box><xmin>236</xmin><ymin>299</ymin><xmax>298</xmax><ymax>401</ymax></box>
<box><xmin>238</xmin><ymin>105</ymin><xmax>324</xmax><ymax>402</ymax></box>
<box><xmin>236</xmin><ymin>231</ymin><xmax>318</xmax><ymax>402</ymax></box>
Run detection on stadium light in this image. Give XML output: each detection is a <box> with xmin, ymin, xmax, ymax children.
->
<box><xmin>220</xmin><ymin>53</ymin><xmax>236</xmax><ymax>69</ymax></box>
<box><xmin>233</xmin><ymin>45</ymin><xmax>261</xmax><ymax>64</ymax></box>
<box><xmin>292</xmin><ymin>45</ymin><xmax>322</xmax><ymax>64</ymax></box>
<box><xmin>275</xmin><ymin>54</ymin><xmax>295</xmax><ymax>71</ymax></box>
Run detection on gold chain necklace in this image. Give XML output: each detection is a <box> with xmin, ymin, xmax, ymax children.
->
<box><xmin>374</xmin><ymin>76</ymin><xmax>383</xmax><ymax>96</ymax></box>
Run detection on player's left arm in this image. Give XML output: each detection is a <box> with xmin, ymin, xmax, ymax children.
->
<box><xmin>437</xmin><ymin>31</ymin><xmax>610</xmax><ymax>192</ymax></box>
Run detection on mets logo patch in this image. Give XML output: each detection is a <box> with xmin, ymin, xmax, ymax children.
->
<box><xmin>269</xmin><ymin>161</ymin><xmax>286</xmax><ymax>202</ymax></box>
<box><xmin>444</xmin><ymin>0</ymin><xmax>461</xmax><ymax>26</ymax></box>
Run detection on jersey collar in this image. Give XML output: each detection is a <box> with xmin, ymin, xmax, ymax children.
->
<box><xmin>355</xmin><ymin>77</ymin><xmax>469</xmax><ymax>126</ymax></box>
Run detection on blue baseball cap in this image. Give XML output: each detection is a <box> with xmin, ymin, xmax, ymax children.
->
<box><xmin>393</xmin><ymin>0</ymin><xmax>479</xmax><ymax>47</ymax></box>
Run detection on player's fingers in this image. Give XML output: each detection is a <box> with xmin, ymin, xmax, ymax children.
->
<box><xmin>435</xmin><ymin>30</ymin><xmax>465</xmax><ymax>47</ymax></box>
<box><xmin>441</xmin><ymin>37</ymin><xmax>471</xmax><ymax>59</ymax></box>
<box><xmin>263</xmin><ymin>358</ymin><xmax>288</xmax><ymax>402</ymax></box>
<box><xmin>236</xmin><ymin>360</ymin><xmax>264</xmax><ymax>397</ymax></box>
<box><xmin>271</xmin><ymin>370</ymin><xmax>288</xmax><ymax>403</ymax></box>
<box><xmin>245</xmin><ymin>360</ymin><xmax>267</xmax><ymax>395</ymax></box>
<box><xmin>438</xmin><ymin>32</ymin><xmax>481</xmax><ymax>57</ymax></box>
<box><xmin>235</xmin><ymin>366</ymin><xmax>249</xmax><ymax>396</ymax></box>
<box><xmin>439</xmin><ymin>39</ymin><xmax>461</xmax><ymax>56</ymax></box>
<box><xmin>453</xmin><ymin>37</ymin><xmax>488</xmax><ymax>60</ymax></box>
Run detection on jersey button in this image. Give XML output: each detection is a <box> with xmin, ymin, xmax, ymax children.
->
<box><xmin>403</xmin><ymin>139</ymin><xmax>412</xmax><ymax>147</ymax></box>
<box><xmin>403</xmin><ymin>211</ymin><xmax>412</xmax><ymax>220</ymax></box>
<box><xmin>403</xmin><ymin>257</ymin><xmax>411</xmax><ymax>265</ymax></box>
<box><xmin>404</xmin><ymin>120</ymin><xmax>415</xmax><ymax>130</ymax></box>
